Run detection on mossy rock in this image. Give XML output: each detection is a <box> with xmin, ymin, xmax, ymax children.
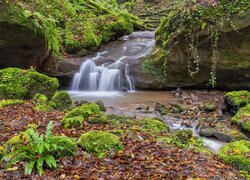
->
<box><xmin>49</xmin><ymin>91</ymin><xmax>73</xmax><ymax>111</ymax></box>
<box><xmin>0</xmin><ymin>99</ymin><xmax>24</xmax><ymax>108</ymax></box>
<box><xmin>50</xmin><ymin>136</ymin><xmax>78</xmax><ymax>158</ymax></box>
<box><xmin>136</xmin><ymin>118</ymin><xmax>170</xmax><ymax>132</ymax></box>
<box><xmin>32</xmin><ymin>93</ymin><xmax>47</xmax><ymax>106</ymax></box>
<box><xmin>231</xmin><ymin>104</ymin><xmax>250</xmax><ymax>133</ymax></box>
<box><xmin>155</xmin><ymin>103</ymin><xmax>170</xmax><ymax>115</ymax></box>
<box><xmin>204</xmin><ymin>103</ymin><xmax>217</xmax><ymax>112</ymax></box>
<box><xmin>87</xmin><ymin>115</ymin><xmax>108</xmax><ymax>124</ymax></box>
<box><xmin>106</xmin><ymin>114</ymin><xmax>135</xmax><ymax>124</ymax></box>
<box><xmin>61</xmin><ymin>116</ymin><xmax>84</xmax><ymax>128</ymax></box>
<box><xmin>63</xmin><ymin>103</ymin><xmax>102</xmax><ymax>120</ymax></box>
<box><xmin>225</xmin><ymin>90</ymin><xmax>250</xmax><ymax>114</ymax></box>
<box><xmin>171</xmin><ymin>103</ymin><xmax>186</xmax><ymax>113</ymax></box>
<box><xmin>218</xmin><ymin>140</ymin><xmax>250</xmax><ymax>172</ymax></box>
<box><xmin>173</xmin><ymin>129</ymin><xmax>193</xmax><ymax>143</ymax></box>
<box><xmin>0</xmin><ymin>68</ymin><xmax>59</xmax><ymax>99</ymax></box>
<box><xmin>77</xmin><ymin>130</ymin><xmax>124</xmax><ymax>157</ymax></box>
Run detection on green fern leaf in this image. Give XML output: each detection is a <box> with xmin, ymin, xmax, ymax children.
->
<box><xmin>25</xmin><ymin>160</ymin><xmax>35</xmax><ymax>175</ymax></box>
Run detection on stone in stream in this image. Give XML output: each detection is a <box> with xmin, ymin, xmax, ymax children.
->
<box><xmin>197</xmin><ymin>123</ymin><xmax>248</xmax><ymax>142</ymax></box>
<box><xmin>204</xmin><ymin>103</ymin><xmax>217</xmax><ymax>112</ymax></box>
<box><xmin>154</xmin><ymin>103</ymin><xmax>170</xmax><ymax>115</ymax></box>
<box><xmin>170</xmin><ymin>103</ymin><xmax>186</xmax><ymax>113</ymax></box>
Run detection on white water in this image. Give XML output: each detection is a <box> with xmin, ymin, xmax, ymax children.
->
<box><xmin>71</xmin><ymin>53</ymin><xmax>134</xmax><ymax>91</ymax></box>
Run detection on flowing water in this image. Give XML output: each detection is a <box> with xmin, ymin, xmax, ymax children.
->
<box><xmin>69</xmin><ymin>31</ymin><xmax>226</xmax><ymax>154</ymax></box>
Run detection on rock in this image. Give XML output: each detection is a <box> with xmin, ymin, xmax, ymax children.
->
<box><xmin>181</xmin><ymin>120</ymin><xmax>192</xmax><ymax>128</ymax></box>
<box><xmin>231</xmin><ymin>104</ymin><xmax>250</xmax><ymax>133</ymax></box>
<box><xmin>95</xmin><ymin>100</ymin><xmax>106</xmax><ymax>112</ymax></box>
<box><xmin>218</xmin><ymin>140</ymin><xmax>250</xmax><ymax>172</ymax></box>
<box><xmin>173</xmin><ymin>129</ymin><xmax>193</xmax><ymax>143</ymax></box>
<box><xmin>204</xmin><ymin>103</ymin><xmax>217</xmax><ymax>112</ymax></box>
<box><xmin>171</xmin><ymin>103</ymin><xmax>186</xmax><ymax>113</ymax></box>
<box><xmin>224</xmin><ymin>90</ymin><xmax>250</xmax><ymax>114</ymax></box>
<box><xmin>197</xmin><ymin>123</ymin><xmax>248</xmax><ymax>142</ymax></box>
<box><xmin>154</xmin><ymin>103</ymin><xmax>170</xmax><ymax>115</ymax></box>
<box><xmin>49</xmin><ymin>91</ymin><xmax>73</xmax><ymax>111</ymax></box>
<box><xmin>197</xmin><ymin>124</ymin><xmax>214</xmax><ymax>137</ymax></box>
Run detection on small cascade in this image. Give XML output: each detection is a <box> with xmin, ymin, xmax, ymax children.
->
<box><xmin>71</xmin><ymin>52</ymin><xmax>134</xmax><ymax>91</ymax></box>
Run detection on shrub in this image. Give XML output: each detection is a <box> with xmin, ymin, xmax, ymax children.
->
<box><xmin>0</xmin><ymin>99</ymin><xmax>24</xmax><ymax>108</ymax></box>
<box><xmin>218</xmin><ymin>140</ymin><xmax>250</xmax><ymax>172</ymax></box>
<box><xmin>0</xmin><ymin>68</ymin><xmax>59</xmax><ymax>99</ymax></box>
<box><xmin>62</xmin><ymin>116</ymin><xmax>84</xmax><ymax>128</ymax></box>
<box><xmin>77</xmin><ymin>130</ymin><xmax>123</xmax><ymax>157</ymax></box>
<box><xmin>49</xmin><ymin>91</ymin><xmax>73</xmax><ymax>111</ymax></box>
<box><xmin>1</xmin><ymin>121</ymin><xmax>77</xmax><ymax>176</ymax></box>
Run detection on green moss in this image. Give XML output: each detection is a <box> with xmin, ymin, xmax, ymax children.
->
<box><xmin>77</xmin><ymin>130</ymin><xmax>123</xmax><ymax>157</ymax></box>
<box><xmin>204</xmin><ymin>103</ymin><xmax>217</xmax><ymax>112</ymax></box>
<box><xmin>0</xmin><ymin>68</ymin><xmax>59</xmax><ymax>99</ymax></box>
<box><xmin>173</xmin><ymin>129</ymin><xmax>193</xmax><ymax>143</ymax></box>
<box><xmin>32</xmin><ymin>93</ymin><xmax>47</xmax><ymax>106</ymax></box>
<box><xmin>0</xmin><ymin>99</ymin><xmax>24</xmax><ymax>108</ymax></box>
<box><xmin>225</xmin><ymin>90</ymin><xmax>250</xmax><ymax>113</ymax></box>
<box><xmin>50</xmin><ymin>136</ymin><xmax>78</xmax><ymax>158</ymax></box>
<box><xmin>49</xmin><ymin>91</ymin><xmax>73</xmax><ymax>111</ymax></box>
<box><xmin>61</xmin><ymin>116</ymin><xmax>84</xmax><ymax>128</ymax></box>
<box><xmin>87</xmin><ymin>115</ymin><xmax>108</xmax><ymax>124</ymax></box>
<box><xmin>231</xmin><ymin>104</ymin><xmax>250</xmax><ymax>132</ymax></box>
<box><xmin>35</xmin><ymin>105</ymin><xmax>54</xmax><ymax>112</ymax></box>
<box><xmin>155</xmin><ymin>103</ymin><xmax>170</xmax><ymax>115</ymax></box>
<box><xmin>63</xmin><ymin>103</ymin><xmax>102</xmax><ymax>119</ymax></box>
<box><xmin>136</xmin><ymin>118</ymin><xmax>170</xmax><ymax>132</ymax></box>
<box><xmin>218</xmin><ymin>140</ymin><xmax>250</xmax><ymax>172</ymax></box>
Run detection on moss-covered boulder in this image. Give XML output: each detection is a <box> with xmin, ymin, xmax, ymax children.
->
<box><xmin>0</xmin><ymin>99</ymin><xmax>24</xmax><ymax>108</ymax></box>
<box><xmin>61</xmin><ymin>116</ymin><xmax>84</xmax><ymax>128</ymax></box>
<box><xmin>63</xmin><ymin>103</ymin><xmax>101</xmax><ymax>119</ymax></box>
<box><xmin>154</xmin><ymin>103</ymin><xmax>170</xmax><ymax>115</ymax></box>
<box><xmin>231</xmin><ymin>104</ymin><xmax>250</xmax><ymax>133</ymax></box>
<box><xmin>136</xmin><ymin>118</ymin><xmax>170</xmax><ymax>132</ymax></box>
<box><xmin>50</xmin><ymin>136</ymin><xmax>78</xmax><ymax>158</ymax></box>
<box><xmin>77</xmin><ymin>130</ymin><xmax>124</xmax><ymax>157</ymax></box>
<box><xmin>49</xmin><ymin>91</ymin><xmax>73</xmax><ymax>111</ymax></box>
<box><xmin>218</xmin><ymin>140</ymin><xmax>250</xmax><ymax>172</ymax></box>
<box><xmin>204</xmin><ymin>103</ymin><xmax>217</xmax><ymax>112</ymax></box>
<box><xmin>173</xmin><ymin>129</ymin><xmax>193</xmax><ymax>143</ymax></box>
<box><xmin>32</xmin><ymin>93</ymin><xmax>47</xmax><ymax>106</ymax></box>
<box><xmin>225</xmin><ymin>91</ymin><xmax>250</xmax><ymax>114</ymax></box>
<box><xmin>87</xmin><ymin>115</ymin><xmax>108</xmax><ymax>124</ymax></box>
<box><xmin>0</xmin><ymin>68</ymin><xmax>59</xmax><ymax>99</ymax></box>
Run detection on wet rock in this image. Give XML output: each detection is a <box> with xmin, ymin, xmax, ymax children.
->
<box><xmin>197</xmin><ymin>123</ymin><xmax>248</xmax><ymax>142</ymax></box>
<box><xmin>181</xmin><ymin>120</ymin><xmax>192</xmax><ymax>128</ymax></box>
<box><xmin>173</xmin><ymin>129</ymin><xmax>193</xmax><ymax>143</ymax></box>
<box><xmin>204</xmin><ymin>103</ymin><xmax>217</xmax><ymax>112</ymax></box>
<box><xmin>231</xmin><ymin>104</ymin><xmax>250</xmax><ymax>133</ymax></box>
<box><xmin>95</xmin><ymin>100</ymin><xmax>106</xmax><ymax>112</ymax></box>
<box><xmin>154</xmin><ymin>103</ymin><xmax>170</xmax><ymax>115</ymax></box>
<box><xmin>170</xmin><ymin>103</ymin><xmax>186</xmax><ymax>113</ymax></box>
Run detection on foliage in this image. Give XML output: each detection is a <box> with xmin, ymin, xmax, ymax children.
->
<box><xmin>0</xmin><ymin>146</ymin><xmax>6</xmax><ymax>160</ymax></box>
<box><xmin>146</xmin><ymin>0</ymin><xmax>250</xmax><ymax>87</ymax></box>
<box><xmin>136</xmin><ymin>118</ymin><xmax>170</xmax><ymax>132</ymax></box>
<box><xmin>61</xmin><ymin>116</ymin><xmax>84</xmax><ymax>128</ymax></box>
<box><xmin>1</xmin><ymin>121</ymin><xmax>77</xmax><ymax>176</ymax></box>
<box><xmin>63</xmin><ymin>103</ymin><xmax>102</xmax><ymax>119</ymax></box>
<box><xmin>0</xmin><ymin>68</ymin><xmax>59</xmax><ymax>99</ymax></box>
<box><xmin>77</xmin><ymin>130</ymin><xmax>123</xmax><ymax>158</ymax></box>
<box><xmin>0</xmin><ymin>99</ymin><xmax>24</xmax><ymax>108</ymax></box>
<box><xmin>218</xmin><ymin>140</ymin><xmax>250</xmax><ymax>172</ymax></box>
<box><xmin>231</xmin><ymin>104</ymin><xmax>250</xmax><ymax>132</ymax></box>
<box><xmin>49</xmin><ymin>91</ymin><xmax>73</xmax><ymax>111</ymax></box>
<box><xmin>35</xmin><ymin>105</ymin><xmax>54</xmax><ymax>112</ymax></box>
<box><xmin>3</xmin><ymin>0</ymin><xmax>147</xmax><ymax>56</ymax></box>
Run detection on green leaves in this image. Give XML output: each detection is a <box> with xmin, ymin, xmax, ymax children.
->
<box><xmin>44</xmin><ymin>155</ymin><xmax>57</xmax><ymax>169</ymax></box>
<box><xmin>25</xmin><ymin>161</ymin><xmax>35</xmax><ymax>175</ymax></box>
<box><xmin>37</xmin><ymin>156</ymin><xmax>45</xmax><ymax>176</ymax></box>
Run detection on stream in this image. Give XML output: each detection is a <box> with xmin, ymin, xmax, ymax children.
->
<box><xmin>68</xmin><ymin>31</ymin><xmax>226</xmax><ymax>154</ymax></box>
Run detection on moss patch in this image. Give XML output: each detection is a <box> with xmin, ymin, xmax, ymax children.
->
<box><xmin>32</xmin><ymin>93</ymin><xmax>47</xmax><ymax>106</ymax></box>
<box><xmin>77</xmin><ymin>130</ymin><xmax>123</xmax><ymax>157</ymax></box>
<box><xmin>0</xmin><ymin>99</ymin><xmax>24</xmax><ymax>108</ymax></box>
<box><xmin>225</xmin><ymin>90</ymin><xmax>250</xmax><ymax>114</ymax></box>
<box><xmin>231</xmin><ymin>104</ymin><xmax>250</xmax><ymax>132</ymax></box>
<box><xmin>218</xmin><ymin>140</ymin><xmax>250</xmax><ymax>172</ymax></box>
<box><xmin>0</xmin><ymin>68</ymin><xmax>59</xmax><ymax>99</ymax></box>
<box><xmin>87</xmin><ymin>115</ymin><xmax>108</xmax><ymax>124</ymax></box>
<box><xmin>49</xmin><ymin>91</ymin><xmax>73</xmax><ymax>111</ymax></box>
<box><xmin>61</xmin><ymin>116</ymin><xmax>84</xmax><ymax>128</ymax></box>
<box><xmin>136</xmin><ymin>118</ymin><xmax>170</xmax><ymax>132</ymax></box>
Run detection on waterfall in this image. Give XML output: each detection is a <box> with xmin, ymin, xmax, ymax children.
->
<box><xmin>71</xmin><ymin>52</ymin><xmax>134</xmax><ymax>91</ymax></box>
